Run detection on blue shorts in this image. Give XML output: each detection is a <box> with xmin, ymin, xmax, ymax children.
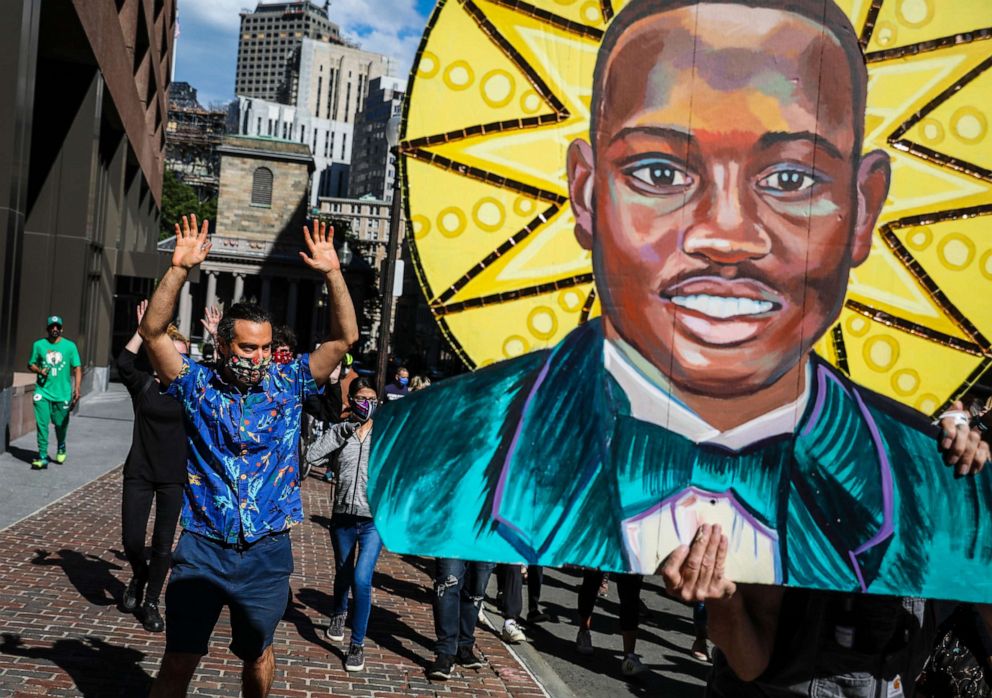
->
<box><xmin>164</xmin><ymin>530</ymin><xmax>294</xmax><ymax>660</ymax></box>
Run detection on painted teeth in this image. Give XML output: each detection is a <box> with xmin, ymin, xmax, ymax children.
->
<box><xmin>671</xmin><ymin>294</ymin><xmax>774</xmax><ymax>318</ymax></box>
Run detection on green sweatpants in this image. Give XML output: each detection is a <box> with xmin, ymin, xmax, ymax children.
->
<box><xmin>34</xmin><ymin>396</ymin><xmax>70</xmax><ymax>458</ymax></box>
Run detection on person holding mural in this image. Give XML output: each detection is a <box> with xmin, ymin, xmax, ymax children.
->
<box><xmin>575</xmin><ymin>571</ymin><xmax>647</xmax><ymax>677</ymax></box>
<box><xmin>27</xmin><ymin>315</ymin><xmax>82</xmax><ymax>469</ymax></box>
<box><xmin>141</xmin><ymin>215</ymin><xmax>357</xmax><ymax>698</ymax></box>
<box><xmin>306</xmin><ymin>378</ymin><xmax>382</xmax><ymax>673</ymax></box>
<box><xmin>368</xmin><ymin>0</ymin><xmax>992</xmax><ymax>614</ymax></box>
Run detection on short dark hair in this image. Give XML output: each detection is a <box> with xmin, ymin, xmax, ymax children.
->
<box><xmin>591</xmin><ymin>0</ymin><xmax>867</xmax><ymax>150</ymax></box>
<box><xmin>349</xmin><ymin>377</ymin><xmax>375</xmax><ymax>399</ymax></box>
<box><xmin>272</xmin><ymin>325</ymin><xmax>297</xmax><ymax>353</ymax></box>
<box><xmin>217</xmin><ymin>302</ymin><xmax>272</xmax><ymax>345</ymax></box>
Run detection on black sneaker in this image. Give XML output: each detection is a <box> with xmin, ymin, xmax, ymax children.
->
<box><xmin>428</xmin><ymin>653</ymin><xmax>455</xmax><ymax>680</ymax></box>
<box><xmin>325</xmin><ymin>613</ymin><xmax>346</xmax><ymax>642</ymax></box>
<box><xmin>456</xmin><ymin>645</ymin><xmax>483</xmax><ymax>669</ymax></box>
<box><xmin>122</xmin><ymin>577</ymin><xmax>145</xmax><ymax>612</ymax></box>
<box><xmin>140</xmin><ymin>600</ymin><xmax>164</xmax><ymax>632</ymax></box>
<box><xmin>344</xmin><ymin>642</ymin><xmax>365</xmax><ymax>672</ymax></box>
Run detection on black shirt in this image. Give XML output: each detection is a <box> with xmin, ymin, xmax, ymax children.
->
<box><xmin>117</xmin><ymin>348</ymin><xmax>187</xmax><ymax>484</ymax></box>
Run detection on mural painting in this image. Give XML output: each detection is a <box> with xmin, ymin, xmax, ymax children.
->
<box><xmin>369</xmin><ymin>0</ymin><xmax>992</xmax><ymax>602</ymax></box>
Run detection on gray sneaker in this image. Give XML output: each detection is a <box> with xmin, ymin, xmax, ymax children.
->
<box><xmin>345</xmin><ymin>642</ymin><xmax>365</xmax><ymax>672</ymax></box>
<box><xmin>325</xmin><ymin>613</ymin><xmax>346</xmax><ymax>642</ymax></box>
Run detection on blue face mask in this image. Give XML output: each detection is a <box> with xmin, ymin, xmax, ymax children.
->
<box><xmin>398</xmin><ymin>377</ymin><xmax>409</xmax><ymax>387</ymax></box>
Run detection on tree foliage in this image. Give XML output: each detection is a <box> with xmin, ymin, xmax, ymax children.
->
<box><xmin>160</xmin><ymin>170</ymin><xmax>218</xmax><ymax>239</ymax></box>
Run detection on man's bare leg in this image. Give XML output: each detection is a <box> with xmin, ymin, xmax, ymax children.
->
<box><xmin>242</xmin><ymin>645</ymin><xmax>275</xmax><ymax>698</ymax></box>
<box><xmin>149</xmin><ymin>652</ymin><xmax>202</xmax><ymax>698</ymax></box>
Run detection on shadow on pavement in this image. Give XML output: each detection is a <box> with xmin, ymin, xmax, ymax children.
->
<box><xmin>6</xmin><ymin>445</ymin><xmax>36</xmax><ymax>465</ymax></box>
<box><xmin>0</xmin><ymin>632</ymin><xmax>153</xmax><ymax>697</ymax></box>
<box><xmin>31</xmin><ymin>549</ymin><xmax>125</xmax><ymax>607</ymax></box>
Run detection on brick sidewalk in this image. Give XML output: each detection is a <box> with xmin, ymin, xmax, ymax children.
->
<box><xmin>0</xmin><ymin>469</ymin><xmax>547</xmax><ymax>697</ymax></box>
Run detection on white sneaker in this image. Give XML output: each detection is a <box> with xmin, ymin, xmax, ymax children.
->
<box><xmin>575</xmin><ymin>628</ymin><xmax>593</xmax><ymax>655</ymax></box>
<box><xmin>621</xmin><ymin>653</ymin><xmax>647</xmax><ymax>676</ymax></box>
<box><xmin>501</xmin><ymin>619</ymin><xmax>526</xmax><ymax>644</ymax></box>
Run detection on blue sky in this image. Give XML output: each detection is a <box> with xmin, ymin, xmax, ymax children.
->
<box><xmin>174</xmin><ymin>0</ymin><xmax>438</xmax><ymax>107</ymax></box>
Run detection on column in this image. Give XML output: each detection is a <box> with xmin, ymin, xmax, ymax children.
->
<box><xmin>233</xmin><ymin>273</ymin><xmax>245</xmax><ymax>304</ymax></box>
<box><xmin>205</xmin><ymin>270</ymin><xmax>218</xmax><ymax>308</ymax></box>
<box><xmin>287</xmin><ymin>279</ymin><xmax>299</xmax><ymax>326</ymax></box>
<box><xmin>178</xmin><ymin>281</ymin><xmax>193</xmax><ymax>337</ymax></box>
<box><xmin>260</xmin><ymin>277</ymin><xmax>272</xmax><ymax>309</ymax></box>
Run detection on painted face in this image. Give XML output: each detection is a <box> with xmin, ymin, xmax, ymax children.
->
<box><xmin>570</xmin><ymin>5</ymin><xmax>888</xmax><ymax>398</ymax></box>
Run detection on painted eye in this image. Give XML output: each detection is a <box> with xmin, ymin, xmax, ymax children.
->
<box><xmin>760</xmin><ymin>170</ymin><xmax>816</xmax><ymax>193</ymax></box>
<box><xmin>629</xmin><ymin>163</ymin><xmax>692</xmax><ymax>189</ymax></box>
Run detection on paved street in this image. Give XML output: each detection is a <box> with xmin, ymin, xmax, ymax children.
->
<box><xmin>0</xmin><ymin>383</ymin><xmax>709</xmax><ymax>697</ymax></box>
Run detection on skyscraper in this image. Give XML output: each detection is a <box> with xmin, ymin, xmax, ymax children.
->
<box><xmin>235</xmin><ymin>1</ymin><xmax>347</xmax><ymax>102</ymax></box>
<box><xmin>349</xmin><ymin>76</ymin><xmax>406</xmax><ymax>202</ymax></box>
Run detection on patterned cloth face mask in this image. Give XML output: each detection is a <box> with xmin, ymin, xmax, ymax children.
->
<box><xmin>226</xmin><ymin>353</ymin><xmax>271</xmax><ymax>385</ymax></box>
<box><xmin>351</xmin><ymin>398</ymin><xmax>378</xmax><ymax>422</ymax></box>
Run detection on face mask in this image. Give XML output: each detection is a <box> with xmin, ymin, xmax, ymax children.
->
<box><xmin>273</xmin><ymin>349</ymin><xmax>293</xmax><ymax>365</ymax></box>
<box><xmin>351</xmin><ymin>398</ymin><xmax>378</xmax><ymax>422</ymax></box>
<box><xmin>226</xmin><ymin>353</ymin><xmax>271</xmax><ymax>386</ymax></box>
<box><xmin>397</xmin><ymin>377</ymin><xmax>409</xmax><ymax>387</ymax></box>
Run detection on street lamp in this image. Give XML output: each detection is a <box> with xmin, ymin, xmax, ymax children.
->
<box><xmin>375</xmin><ymin>114</ymin><xmax>404</xmax><ymax>397</ymax></box>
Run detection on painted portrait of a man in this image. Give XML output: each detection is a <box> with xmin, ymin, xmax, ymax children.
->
<box><xmin>368</xmin><ymin>0</ymin><xmax>992</xmax><ymax>601</ymax></box>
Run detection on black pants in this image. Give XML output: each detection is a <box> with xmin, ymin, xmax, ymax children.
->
<box><xmin>121</xmin><ymin>477</ymin><xmax>184</xmax><ymax>603</ymax></box>
<box><xmin>578</xmin><ymin>570</ymin><xmax>642</xmax><ymax>632</ymax></box>
<box><xmin>498</xmin><ymin>564</ymin><xmax>544</xmax><ymax>620</ymax></box>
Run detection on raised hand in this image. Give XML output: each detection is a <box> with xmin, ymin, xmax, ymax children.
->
<box><xmin>659</xmin><ymin>524</ymin><xmax>737</xmax><ymax>603</ymax></box>
<box><xmin>172</xmin><ymin>214</ymin><xmax>211</xmax><ymax>270</ymax></box>
<box><xmin>299</xmin><ymin>220</ymin><xmax>341</xmax><ymax>274</ymax></box>
<box><xmin>200</xmin><ymin>304</ymin><xmax>222</xmax><ymax>339</ymax></box>
<box><xmin>135</xmin><ymin>299</ymin><xmax>149</xmax><ymax>326</ymax></box>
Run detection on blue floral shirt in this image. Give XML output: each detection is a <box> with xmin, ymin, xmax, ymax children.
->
<box><xmin>166</xmin><ymin>354</ymin><xmax>321</xmax><ymax>543</ymax></box>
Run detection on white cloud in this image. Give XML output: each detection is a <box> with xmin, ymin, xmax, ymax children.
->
<box><xmin>178</xmin><ymin>0</ymin><xmax>245</xmax><ymax>32</ymax></box>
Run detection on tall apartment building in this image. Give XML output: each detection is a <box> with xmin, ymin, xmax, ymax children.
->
<box><xmin>231</xmin><ymin>38</ymin><xmax>392</xmax><ymax>206</ymax></box>
<box><xmin>0</xmin><ymin>0</ymin><xmax>176</xmax><ymax>449</ymax></box>
<box><xmin>349</xmin><ymin>76</ymin><xmax>405</xmax><ymax>202</ymax></box>
<box><xmin>235</xmin><ymin>1</ymin><xmax>347</xmax><ymax>102</ymax></box>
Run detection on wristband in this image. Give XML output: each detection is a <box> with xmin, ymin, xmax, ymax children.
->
<box><xmin>938</xmin><ymin>411</ymin><xmax>969</xmax><ymax>428</ymax></box>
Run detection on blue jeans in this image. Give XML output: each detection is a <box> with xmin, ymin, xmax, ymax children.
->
<box><xmin>329</xmin><ymin>514</ymin><xmax>383</xmax><ymax>646</ymax></box>
<box><xmin>433</xmin><ymin>558</ymin><xmax>495</xmax><ymax>656</ymax></box>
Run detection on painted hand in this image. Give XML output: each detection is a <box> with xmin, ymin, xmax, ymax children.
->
<box><xmin>171</xmin><ymin>214</ymin><xmax>211</xmax><ymax>270</ymax></box>
<box><xmin>939</xmin><ymin>400</ymin><xmax>990</xmax><ymax>476</ymax></box>
<box><xmin>299</xmin><ymin>220</ymin><xmax>341</xmax><ymax>274</ymax></box>
<box><xmin>659</xmin><ymin>524</ymin><xmax>737</xmax><ymax>603</ymax></box>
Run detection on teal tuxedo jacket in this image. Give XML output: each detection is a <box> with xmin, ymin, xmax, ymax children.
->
<box><xmin>368</xmin><ymin>320</ymin><xmax>992</xmax><ymax>601</ymax></box>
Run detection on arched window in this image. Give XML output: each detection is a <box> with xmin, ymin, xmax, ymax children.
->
<box><xmin>251</xmin><ymin>167</ymin><xmax>273</xmax><ymax>207</ymax></box>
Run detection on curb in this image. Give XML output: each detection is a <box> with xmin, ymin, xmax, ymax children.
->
<box><xmin>480</xmin><ymin>608</ymin><xmax>578</xmax><ymax>698</ymax></box>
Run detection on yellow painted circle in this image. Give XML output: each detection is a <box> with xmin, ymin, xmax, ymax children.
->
<box><xmin>896</xmin><ymin>0</ymin><xmax>933</xmax><ymax>27</ymax></box>
<box><xmin>937</xmin><ymin>233</ymin><xmax>975</xmax><ymax>271</ymax></box>
<box><xmin>905</xmin><ymin>227</ymin><xmax>932</xmax><ymax>251</ymax></box>
<box><xmin>864</xmin><ymin>335</ymin><xmax>899</xmax><ymax>373</ymax></box>
<box><xmin>481</xmin><ymin>69</ymin><xmax>515</xmax><ymax>108</ymax></box>
<box><xmin>950</xmin><ymin>106</ymin><xmax>987</xmax><ymax>145</ymax></box>
<box><xmin>875</xmin><ymin>21</ymin><xmax>898</xmax><ymax>47</ymax></box>
<box><xmin>443</xmin><ymin>60</ymin><xmax>474</xmax><ymax>91</ymax></box>
<box><xmin>558</xmin><ymin>289</ymin><xmax>584</xmax><ymax>313</ymax></box>
<box><xmin>552</xmin><ymin>0</ymin><xmax>577</xmax><ymax>5</ymax></box>
<box><xmin>411</xmin><ymin>214</ymin><xmax>431</xmax><ymax>240</ymax></box>
<box><xmin>916</xmin><ymin>393</ymin><xmax>940</xmax><ymax>416</ymax></box>
<box><xmin>981</xmin><ymin>249</ymin><xmax>992</xmax><ymax>282</ymax></box>
<box><xmin>437</xmin><ymin>207</ymin><xmax>467</xmax><ymax>238</ymax></box>
<box><xmin>891</xmin><ymin>369</ymin><xmax>920</xmax><ymax>397</ymax></box>
<box><xmin>502</xmin><ymin>335</ymin><xmax>530</xmax><ymax>358</ymax></box>
<box><xmin>514</xmin><ymin>196</ymin><xmax>537</xmax><ymax>217</ymax></box>
<box><xmin>520</xmin><ymin>90</ymin><xmax>542</xmax><ymax>115</ymax></box>
<box><xmin>418</xmin><ymin>51</ymin><xmax>440</xmax><ymax>79</ymax></box>
<box><xmin>581</xmin><ymin>1</ymin><xmax>601</xmax><ymax>23</ymax></box>
<box><xmin>845</xmin><ymin>315</ymin><xmax>870</xmax><ymax>338</ymax></box>
<box><xmin>527</xmin><ymin>306</ymin><xmax>559</xmax><ymax>340</ymax></box>
<box><xmin>472</xmin><ymin>198</ymin><xmax>506</xmax><ymax>232</ymax></box>
<box><xmin>919</xmin><ymin>119</ymin><xmax>944</xmax><ymax>145</ymax></box>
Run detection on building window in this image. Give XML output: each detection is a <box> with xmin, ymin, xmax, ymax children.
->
<box><xmin>251</xmin><ymin>167</ymin><xmax>273</xmax><ymax>207</ymax></box>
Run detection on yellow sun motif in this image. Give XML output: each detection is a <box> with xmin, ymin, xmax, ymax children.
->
<box><xmin>401</xmin><ymin>0</ymin><xmax>992</xmax><ymax>414</ymax></box>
